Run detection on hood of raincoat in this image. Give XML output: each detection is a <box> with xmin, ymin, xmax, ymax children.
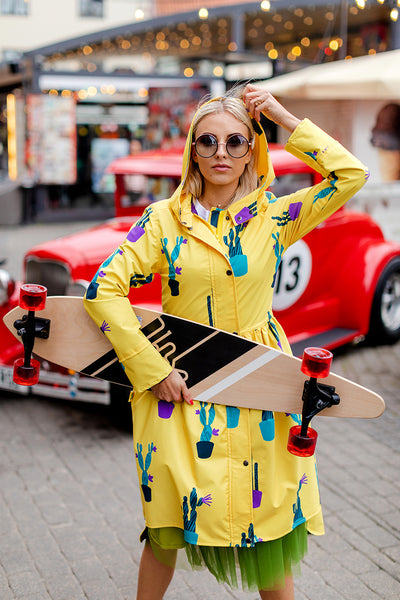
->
<box><xmin>170</xmin><ymin>96</ymin><xmax>276</xmax><ymax>224</ymax></box>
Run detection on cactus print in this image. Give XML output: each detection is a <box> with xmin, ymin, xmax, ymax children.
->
<box><xmin>182</xmin><ymin>487</ymin><xmax>212</xmax><ymax>544</ymax></box>
<box><xmin>86</xmin><ymin>248</ymin><xmax>123</xmax><ymax>300</ymax></box>
<box><xmin>223</xmin><ymin>225</ymin><xmax>248</xmax><ymax>276</ymax></box>
<box><xmin>272</xmin><ymin>201</ymin><xmax>303</xmax><ymax>226</ymax></box>
<box><xmin>313</xmin><ymin>172</ymin><xmax>338</xmax><ymax>205</ymax></box>
<box><xmin>136</xmin><ymin>442</ymin><xmax>156</xmax><ymax>502</ymax></box>
<box><xmin>127</xmin><ymin>207</ymin><xmax>153</xmax><ymax>243</ymax></box>
<box><xmin>271</xmin><ymin>232</ymin><xmax>284</xmax><ymax>289</ymax></box>
<box><xmin>292</xmin><ymin>474</ymin><xmax>308</xmax><ymax>528</ymax></box>
<box><xmin>161</xmin><ymin>235</ymin><xmax>187</xmax><ymax>296</ymax></box>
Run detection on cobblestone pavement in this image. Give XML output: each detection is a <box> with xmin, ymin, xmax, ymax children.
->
<box><xmin>1</xmin><ymin>220</ymin><xmax>400</xmax><ymax>599</ymax></box>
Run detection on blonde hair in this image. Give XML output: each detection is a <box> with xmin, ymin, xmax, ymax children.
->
<box><xmin>183</xmin><ymin>92</ymin><xmax>259</xmax><ymax>203</ymax></box>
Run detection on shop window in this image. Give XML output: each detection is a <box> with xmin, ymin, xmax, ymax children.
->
<box><xmin>79</xmin><ymin>0</ymin><xmax>103</xmax><ymax>17</ymax></box>
<box><xmin>1</xmin><ymin>0</ymin><xmax>29</xmax><ymax>15</ymax></box>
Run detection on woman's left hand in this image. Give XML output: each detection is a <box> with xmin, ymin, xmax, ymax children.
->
<box><xmin>242</xmin><ymin>84</ymin><xmax>301</xmax><ymax>133</ymax></box>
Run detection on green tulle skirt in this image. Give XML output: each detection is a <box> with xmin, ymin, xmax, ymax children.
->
<box><xmin>142</xmin><ymin>523</ymin><xmax>308</xmax><ymax>592</ymax></box>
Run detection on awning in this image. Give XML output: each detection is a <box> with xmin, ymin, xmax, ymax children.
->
<box><xmin>259</xmin><ymin>50</ymin><xmax>400</xmax><ymax>100</ymax></box>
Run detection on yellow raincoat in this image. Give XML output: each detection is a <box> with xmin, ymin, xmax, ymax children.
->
<box><xmin>83</xmin><ymin>113</ymin><xmax>368</xmax><ymax>550</ymax></box>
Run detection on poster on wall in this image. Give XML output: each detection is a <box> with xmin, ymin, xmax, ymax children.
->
<box><xmin>90</xmin><ymin>137</ymin><xmax>130</xmax><ymax>193</ymax></box>
<box><xmin>145</xmin><ymin>84</ymin><xmax>209</xmax><ymax>150</ymax></box>
<box><xmin>26</xmin><ymin>94</ymin><xmax>77</xmax><ymax>184</ymax></box>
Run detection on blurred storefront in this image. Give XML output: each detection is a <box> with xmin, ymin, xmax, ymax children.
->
<box><xmin>1</xmin><ymin>0</ymin><xmax>399</xmax><ymax>219</ymax></box>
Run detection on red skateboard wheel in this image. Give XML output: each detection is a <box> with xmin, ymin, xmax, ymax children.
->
<box><xmin>301</xmin><ymin>347</ymin><xmax>333</xmax><ymax>379</ymax></box>
<box><xmin>13</xmin><ymin>357</ymin><xmax>40</xmax><ymax>386</ymax></box>
<box><xmin>19</xmin><ymin>284</ymin><xmax>47</xmax><ymax>311</ymax></box>
<box><xmin>287</xmin><ymin>425</ymin><xmax>318</xmax><ymax>457</ymax></box>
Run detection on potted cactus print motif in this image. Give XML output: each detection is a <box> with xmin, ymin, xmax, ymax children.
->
<box><xmin>237</xmin><ymin>523</ymin><xmax>261</xmax><ymax>548</ymax></box>
<box><xmin>252</xmin><ymin>462</ymin><xmax>262</xmax><ymax>508</ymax></box>
<box><xmin>259</xmin><ymin>410</ymin><xmax>275</xmax><ymax>441</ymax></box>
<box><xmin>158</xmin><ymin>399</ymin><xmax>174</xmax><ymax>419</ymax></box>
<box><xmin>196</xmin><ymin>402</ymin><xmax>219</xmax><ymax>458</ymax></box>
<box><xmin>160</xmin><ymin>236</ymin><xmax>187</xmax><ymax>297</ymax></box>
<box><xmin>136</xmin><ymin>442</ymin><xmax>156</xmax><ymax>502</ymax></box>
<box><xmin>292</xmin><ymin>473</ymin><xmax>308</xmax><ymax>528</ymax></box>
<box><xmin>182</xmin><ymin>487</ymin><xmax>212</xmax><ymax>544</ymax></box>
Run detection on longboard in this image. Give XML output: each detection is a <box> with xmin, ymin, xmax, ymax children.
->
<box><xmin>3</xmin><ymin>296</ymin><xmax>385</xmax><ymax>418</ymax></box>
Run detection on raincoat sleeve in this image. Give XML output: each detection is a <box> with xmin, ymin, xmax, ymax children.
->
<box><xmin>83</xmin><ymin>205</ymin><xmax>173</xmax><ymax>393</ymax></box>
<box><xmin>272</xmin><ymin>118</ymin><xmax>369</xmax><ymax>247</ymax></box>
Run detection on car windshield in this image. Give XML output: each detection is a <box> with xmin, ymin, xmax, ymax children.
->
<box><xmin>121</xmin><ymin>174</ymin><xmax>178</xmax><ymax>207</ymax></box>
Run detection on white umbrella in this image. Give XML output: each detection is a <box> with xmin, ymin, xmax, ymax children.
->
<box><xmin>259</xmin><ymin>50</ymin><xmax>400</xmax><ymax>100</ymax></box>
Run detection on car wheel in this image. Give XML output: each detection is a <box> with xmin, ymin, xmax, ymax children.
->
<box><xmin>109</xmin><ymin>383</ymin><xmax>132</xmax><ymax>430</ymax></box>
<box><xmin>367</xmin><ymin>257</ymin><xmax>400</xmax><ymax>345</ymax></box>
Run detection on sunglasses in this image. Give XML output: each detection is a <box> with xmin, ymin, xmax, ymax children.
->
<box><xmin>193</xmin><ymin>133</ymin><xmax>251</xmax><ymax>158</ymax></box>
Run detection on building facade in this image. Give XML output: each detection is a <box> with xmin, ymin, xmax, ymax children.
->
<box><xmin>1</xmin><ymin>0</ymin><xmax>399</xmax><ymax>216</ymax></box>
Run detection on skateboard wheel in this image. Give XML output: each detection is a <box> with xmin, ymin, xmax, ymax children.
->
<box><xmin>287</xmin><ymin>425</ymin><xmax>318</xmax><ymax>457</ymax></box>
<box><xmin>19</xmin><ymin>284</ymin><xmax>47</xmax><ymax>311</ymax></box>
<box><xmin>13</xmin><ymin>357</ymin><xmax>40</xmax><ymax>386</ymax></box>
<box><xmin>301</xmin><ymin>347</ymin><xmax>333</xmax><ymax>379</ymax></box>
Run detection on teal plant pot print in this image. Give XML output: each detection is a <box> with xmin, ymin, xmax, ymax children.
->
<box><xmin>259</xmin><ymin>410</ymin><xmax>275</xmax><ymax>441</ymax></box>
<box><xmin>226</xmin><ymin>406</ymin><xmax>240</xmax><ymax>429</ymax></box>
<box><xmin>183</xmin><ymin>488</ymin><xmax>212</xmax><ymax>544</ymax></box>
<box><xmin>184</xmin><ymin>530</ymin><xmax>199</xmax><ymax>544</ymax></box>
<box><xmin>230</xmin><ymin>254</ymin><xmax>248</xmax><ymax>277</ymax></box>
<box><xmin>158</xmin><ymin>400</ymin><xmax>174</xmax><ymax>419</ymax></box>
<box><xmin>196</xmin><ymin>440</ymin><xmax>214</xmax><ymax>459</ymax></box>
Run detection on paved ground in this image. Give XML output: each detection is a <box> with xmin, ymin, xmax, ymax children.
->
<box><xmin>1</xmin><ymin>217</ymin><xmax>400</xmax><ymax>599</ymax></box>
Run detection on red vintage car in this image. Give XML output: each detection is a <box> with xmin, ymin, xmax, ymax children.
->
<box><xmin>1</xmin><ymin>144</ymin><xmax>400</xmax><ymax>418</ymax></box>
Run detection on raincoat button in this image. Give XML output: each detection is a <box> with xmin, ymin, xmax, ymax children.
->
<box><xmin>226</xmin><ymin>269</ymin><xmax>232</xmax><ymax>276</ymax></box>
<box><xmin>225</xmin><ymin>215</ymin><xmax>229</xmax><ymax>220</ymax></box>
<box><xmin>243</xmin><ymin>460</ymin><xmax>249</xmax><ymax>466</ymax></box>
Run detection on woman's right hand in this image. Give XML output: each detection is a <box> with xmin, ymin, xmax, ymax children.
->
<box><xmin>151</xmin><ymin>369</ymin><xmax>194</xmax><ymax>405</ymax></box>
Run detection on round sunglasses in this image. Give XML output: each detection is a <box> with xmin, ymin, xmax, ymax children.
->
<box><xmin>193</xmin><ymin>133</ymin><xmax>251</xmax><ymax>159</ymax></box>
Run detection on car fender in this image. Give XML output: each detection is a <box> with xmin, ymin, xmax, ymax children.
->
<box><xmin>336</xmin><ymin>238</ymin><xmax>400</xmax><ymax>334</ymax></box>
<box><xmin>0</xmin><ymin>282</ymin><xmax>23</xmax><ymax>366</ymax></box>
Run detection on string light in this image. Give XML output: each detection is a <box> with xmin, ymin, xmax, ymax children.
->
<box><xmin>213</xmin><ymin>66</ymin><xmax>224</xmax><ymax>76</ymax></box>
<box><xmin>39</xmin><ymin>1</ymin><xmax>398</xmax><ymax>87</ymax></box>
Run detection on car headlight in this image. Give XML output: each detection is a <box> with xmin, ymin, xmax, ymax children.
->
<box><xmin>66</xmin><ymin>280</ymin><xmax>89</xmax><ymax>297</ymax></box>
<box><xmin>0</xmin><ymin>269</ymin><xmax>16</xmax><ymax>305</ymax></box>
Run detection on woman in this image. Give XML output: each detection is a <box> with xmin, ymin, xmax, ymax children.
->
<box><xmin>84</xmin><ymin>84</ymin><xmax>368</xmax><ymax>600</ymax></box>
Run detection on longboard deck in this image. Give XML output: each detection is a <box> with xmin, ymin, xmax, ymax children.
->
<box><xmin>3</xmin><ymin>297</ymin><xmax>385</xmax><ymax>418</ymax></box>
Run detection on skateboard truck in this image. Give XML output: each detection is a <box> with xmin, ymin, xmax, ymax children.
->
<box><xmin>12</xmin><ymin>284</ymin><xmax>49</xmax><ymax>386</ymax></box>
<box><xmin>287</xmin><ymin>347</ymin><xmax>340</xmax><ymax>457</ymax></box>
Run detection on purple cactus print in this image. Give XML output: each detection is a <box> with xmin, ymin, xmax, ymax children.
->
<box><xmin>100</xmin><ymin>320</ymin><xmax>111</xmax><ymax>333</ymax></box>
<box><xmin>288</xmin><ymin>202</ymin><xmax>302</xmax><ymax>221</ymax></box>
<box><xmin>127</xmin><ymin>227</ymin><xmax>145</xmax><ymax>243</ymax></box>
<box><xmin>127</xmin><ymin>208</ymin><xmax>153</xmax><ymax>243</ymax></box>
